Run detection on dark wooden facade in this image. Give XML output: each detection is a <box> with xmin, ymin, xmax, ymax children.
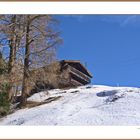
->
<box><xmin>59</xmin><ymin>60</ymin><xmax>92</xmax><ymax>88</ymax></box>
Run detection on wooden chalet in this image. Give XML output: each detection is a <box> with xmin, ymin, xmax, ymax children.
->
<box><xmin>59</xmin><ymin>60</ymin><xmax>92</xmax><ymax>88</ymax></box>
<box><xmin>30</xmin><ymin>60</ymin><xmax>93</xmax><ymax>94</ymax></box>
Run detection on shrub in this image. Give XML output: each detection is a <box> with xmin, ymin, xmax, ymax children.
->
<box><xmin>0</xmin><ymin>83</ymin><xmax>10</xmax><ymax>116</ymax></box>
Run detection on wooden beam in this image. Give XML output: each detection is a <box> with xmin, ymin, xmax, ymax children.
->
<box><xmin>70</xmin><ymin>78</ymin><xmax>84</xmax><ymax>86</ymax></box>
<box><xmin>68</xmin><ymin>65</ymin><xmax>91</xmax><ymax>83</ymax></box>
<box><xmin>61</xmin><ymin>60</ymin><xmax>92</xmax><ymax>78</ymax></box>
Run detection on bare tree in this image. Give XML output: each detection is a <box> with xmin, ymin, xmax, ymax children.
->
<box><xmin>0</xmin><ymin>15</ymin><xmax>62</xmax><ymax>106</ymax></box>
<box><xmin>0</xmin><ymin>15</ymin><xmax>21</xmax><ymax>100</ymax></box>
<box><xmin>20</xmin><ymin>15</ymin><xmax>62</xmax><ymax>106</ymax></box>
<box><xmin>0</xmin><ymin>16</ymin><xmax>24</xmax><ymax>104</ymax></box>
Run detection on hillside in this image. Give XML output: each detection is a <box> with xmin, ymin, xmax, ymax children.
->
<box><xmin>0</xmin><ymin>85</ymin><xmax>140</xmax><ymax>125</ymax></box>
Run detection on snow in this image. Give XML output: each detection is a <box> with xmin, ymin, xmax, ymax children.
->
<box><xmin>1</xmin><ymin>85</ymin><xmax>140</xmax><ymax>125</ymax></box>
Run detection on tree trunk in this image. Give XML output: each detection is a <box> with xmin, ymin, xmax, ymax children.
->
<box><xmin>8</xmin><ymin>15</ymin><xmax>16</xmax><ymax>101</ymax></box>
<box><xmin>20</xmin><ymin>16</ymin><xmax>30</xmax><ymax>106</ymax></box>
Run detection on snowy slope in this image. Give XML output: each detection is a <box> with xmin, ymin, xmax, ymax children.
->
<box><xmin>0</xmin><ymin>85</ymin><xmax>140</xmax><ymax>125</ymax></box>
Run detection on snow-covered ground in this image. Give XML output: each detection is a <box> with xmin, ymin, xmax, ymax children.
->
<box><xmin>0</xmin><ymin>85</ymin><xmax>140</xmax><ymax>125</ymax></box>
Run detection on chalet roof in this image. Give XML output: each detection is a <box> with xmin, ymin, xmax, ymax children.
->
<box><xmin>60</xmin><ymin>60</ymin><xmax>93</xmax><ymax>78</ymax></box>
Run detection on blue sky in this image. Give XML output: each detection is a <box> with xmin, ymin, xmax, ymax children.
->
<box><xmin>56</xmin><ymin>15</ymin><xmax>140</xmax><ymax>87</ymax></box>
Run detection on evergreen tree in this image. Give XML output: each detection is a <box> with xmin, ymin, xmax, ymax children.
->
<box><xmin>0</xmin><ymin>52</ymin><xmax>10</xmax><ymax>116</ymax></box>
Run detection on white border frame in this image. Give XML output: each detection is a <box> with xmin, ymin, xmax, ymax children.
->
<box><xmin>0</xmin><ymin>2</ymin><xmax>140</xmax><ymax>139</ymax></box>
<box><xmin>0</xmin><ymin>2</ymin><xmax>140</xmax><ymax>14</ymax></box>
